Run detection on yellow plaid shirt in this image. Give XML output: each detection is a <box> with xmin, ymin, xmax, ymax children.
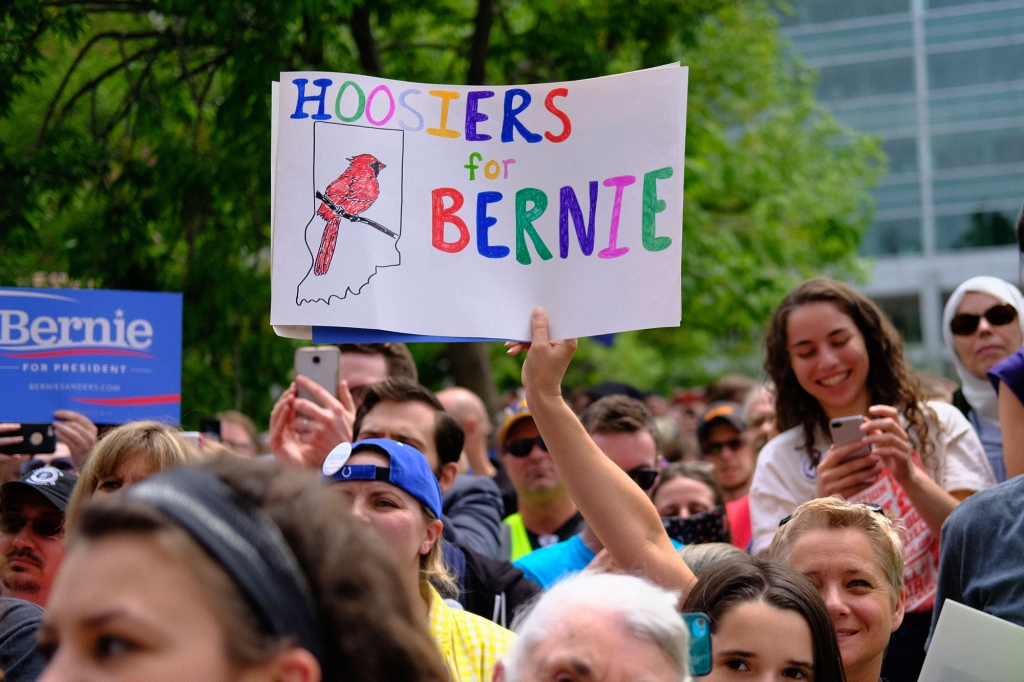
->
<box><xmin>428</xmin><ymin>585</ymin><xmax>516</xmax><ymax>682</ymax></box>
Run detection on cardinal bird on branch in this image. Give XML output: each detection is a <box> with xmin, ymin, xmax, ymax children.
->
<box><xmin>313</xmin><ymin>153</ymin><xmax>396</xmax><ymax>276</ymax></box>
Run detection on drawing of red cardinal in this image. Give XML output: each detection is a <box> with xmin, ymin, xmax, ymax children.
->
<box><xmin>313</xmin><ymin>153</ymin><xmax>387</xmax><ymax>276</ymax></box>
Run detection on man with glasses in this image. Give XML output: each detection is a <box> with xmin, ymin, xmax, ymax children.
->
<box><xmin>269</xmin><ymin>341</ymin><xmax>418</xmax><ymax>468</ymax></box>
<box><xmin>513</xmin><ymin>395</ymin><xmax>677</xmax><ymax>588</ymax></box>
<box><xmin>0</xmin><ymin>465</ymin><xmax>77</xmax><ymax>607</ymax></box>
<box><xmin>698</xmin><ymin>402</ymin><xmax>755</xmax><ymax>550</ymax></box>
<box><xmin>499</xmin><ymin>399</ymin><xmax>585</xmax><ymax>562</ymax></box>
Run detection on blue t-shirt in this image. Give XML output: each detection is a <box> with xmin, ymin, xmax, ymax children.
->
<box><xmin>928</xmin><ymin>473</ymin><xmax>1024</xmax><ymax>648</ymax></box>
<box><xmin>514</xmin><ymin>533</ymin><xmax>683</xmax><ymax>589</ymax></box>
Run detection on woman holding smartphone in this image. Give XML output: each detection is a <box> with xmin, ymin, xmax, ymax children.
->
<box><xmin>749</xmin><ymin>278</ymin><xmax>994</xmax><ymax>681</ymax></box>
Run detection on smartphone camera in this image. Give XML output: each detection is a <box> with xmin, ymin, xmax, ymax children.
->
<box><xmin>690</xmin><ymin>616</ymin><xmax>708</xmax><ymax>639</ymax></box>
<box><xmin>312</xmin><ymin>355</ymin><xmax>321</xmax><ymax>364</ymax></box>
<box><xmin>831</xmin><ymin>421</ymin><xmax>842</xmax><ymax>429</ymax></box>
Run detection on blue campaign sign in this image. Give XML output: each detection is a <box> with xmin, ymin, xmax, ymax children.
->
<box><xmin>0</xmin><ymin>288</ymin><xmax>182</xmax><ymax>424</ymax></box>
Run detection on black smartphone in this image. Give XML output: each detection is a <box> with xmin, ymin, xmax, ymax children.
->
<box><xmin>199</xmin><ymin>418</ymin><xmax>222</xmax><ymax>443</ymax></box>
<box><xmin>0</xmin><ymin>423</ymin><xmax>57</xmax><ymax>455</ymax></box>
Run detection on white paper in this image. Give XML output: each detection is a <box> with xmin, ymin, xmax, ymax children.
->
<box><xmin>919</xmin><ymin>600</ymin><xmax>1024</xmax><ymax>682</ymax></box>
<box><xmin>270</xmin><ymin>67</ymin><xmax>687</xmax><ymax>340</ymax></box>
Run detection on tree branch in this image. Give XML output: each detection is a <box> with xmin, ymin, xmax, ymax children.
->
<box><xmin>350</xmin><ymin>0</ymin><xmax>382</xmax><ymax>76</ymax></box>
<box><xmin>54</xmin><ymin>43</ymin><xmax>164</xmax><ymax>131</ymax></box>
<box><xmin>35</xmin><ymin>30</ymin><xmax>162</xmax><ymax>148</ymax></box>
<box><xmin>40</xmin><ymin>1</ymin><xmax>157</xmax><ymax>13</ymax></box>
<box><xmin>466</xmin><ymin>0</ymin><xmax>495</xmax><ymax>85</ymax></box>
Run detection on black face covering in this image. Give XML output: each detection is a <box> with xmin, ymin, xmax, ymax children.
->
<box><xmin>662</xmin><ymin>506</ymin><xmax>730</xmax><ymax>546</ymax></box>
<box><xmin>124</xmin><ymin>467</ymin><xmax>322</xmax><ymax>663</ymax></box>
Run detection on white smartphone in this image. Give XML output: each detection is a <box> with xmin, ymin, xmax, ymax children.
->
<box><xmin>829</xmin><ymin>415</ymin><xmax>871</xmax><ymax>461</ymax></box>
<box><xmin>294</xmin><ymin>346</ymin><xmax>340</xmax><ymax>406</ymax></box>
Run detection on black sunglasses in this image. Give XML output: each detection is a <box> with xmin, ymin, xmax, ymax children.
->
<box><xmin>701</xmin><ymin>438</ymin><xmax>744</xmax><ymax>457</ymax></box>
<box><xmin>0</xmin><ymin>511</ymin><xmax>64</xmax><ymax>538</ymax></box>
<box><xmin>504</xmin><ymin>436</ymin><xmax>547</xmax><ymax>458</ymax></box>
<box><xmin>778</xmin><ymin>502</ymin><xmax>885</xmax><ymax>527</ymax></box>
<box><xmin>950</xmin><ymin>303</ymin><xmax>1017</xmax><ymax>336</ymax></box>
<box><xmin>628</xmin><ymin>467</ymin><xmax>659</xmax><ymax>491</ymax></box>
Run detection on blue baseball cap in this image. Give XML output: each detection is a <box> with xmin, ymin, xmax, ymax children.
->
<box><xmin>324</xmin><ymin>438</ymin><xmax>443</xmax><ymax>519</ymax></box>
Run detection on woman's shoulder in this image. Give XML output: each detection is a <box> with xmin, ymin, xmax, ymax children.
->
<box><xmin>758</xmin><ymin>425</ymin><xmax>814</xmax><ymax>463</ymax></box>
<box><xmin>752</xmin><ymin>425</ymin><xmax>819</xmax><ymax>491</ymax></box>
<box><xmin>989</xmin><ymin>347</ymin><xmax>1024</xmax><ymax>394</ymax></box>
<box><xmin>920</xmin><ymin>399</ymin><xmax>971</xmax><ymax>432</ymax></box>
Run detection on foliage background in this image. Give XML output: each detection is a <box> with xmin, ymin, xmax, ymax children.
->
<box><xmin>1</xmin><ymin>0</ymin><xmax>883</xmax><ymax>426</ymax></box>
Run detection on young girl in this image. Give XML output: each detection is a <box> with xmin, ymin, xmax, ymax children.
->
<box><xmin>749</xmin><ymin>277</ymin><xmax>994</xmax><ymax>681</ymax></box>
<box><xmin>682</xmin><ymin>555</ymin><xmax>846</xmax><ymax>682</ymax></box>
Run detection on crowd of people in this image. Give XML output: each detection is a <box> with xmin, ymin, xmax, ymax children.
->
<box><xmin>3</xmin><ymin>217</ymin><xmax>1024</xmax><ymax>681</ymax></box>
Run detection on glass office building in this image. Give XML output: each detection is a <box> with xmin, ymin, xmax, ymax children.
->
<box><xmin>781</xmin><ymin>0</ymin><xmax>1024</xmax><ymax>365</ymax></box>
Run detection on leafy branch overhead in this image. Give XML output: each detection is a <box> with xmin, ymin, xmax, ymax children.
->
<box><xmin>1</xmin><ymin>0</ymin><xmax>883</xmax><ymax>424</ymax></box>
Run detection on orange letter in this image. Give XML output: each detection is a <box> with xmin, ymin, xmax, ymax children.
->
<box><xmin>544</xmin><ymin>88</ymin><xmax>571</xmax><ymax>143</ymax></box>
<box><xmin>427</xmin><ymin>90</ymin><xmax>461</xmax><ymax>138</ymax></box>
<box><xmin>432</xmin><ymin>188</ymin><xmax>470</xmax><ymax>252</ymax></box>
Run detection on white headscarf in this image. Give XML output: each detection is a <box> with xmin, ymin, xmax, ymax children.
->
<box><xmin>942</xmin><ymin>276</ymin><xmax>1024</xmax><ymax>425</ymax></box>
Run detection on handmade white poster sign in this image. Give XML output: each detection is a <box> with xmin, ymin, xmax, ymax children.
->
<box><xmin>270</xmin><ymin>66</ymin><xmax>687</xmax><ymax>341</ymax></box>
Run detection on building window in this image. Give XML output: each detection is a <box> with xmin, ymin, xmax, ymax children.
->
<box><xmin>817</xmin><ymin>58</ymin><xmax>916</xmax><ymax>101</ymax></box>
<box><xmin>874</xmin><ymin>294</ymin><xmax>923</xmax><ymax>344</ymax></box>
<box><xmin>928</xmin><ymin>0</ymin><xmax>1009</xmax><ymax>10</ymax></box>
<box><xmin>936</xmin><ymin>210</ymin><xmax>1018</xmax><ymax>251</ymax></box>
<box><xmin>931</xmin><ymin>128</ymin><xmax>1024</xmax><ymax>170</ymax></box>
<box><xmin>883</xmin><ymin>137</ymin><xmax>918</xmax><ymax>174</ymax></box>
<box><xmin>861</xmin><ymin>218</ymin><xmax>923</xmax><ymax>255</ymax></box>
<box><xmin>928</xmin><ymin>44</ymin><xmax>1024</xmax><ymax>91</ymax></box>
<box><xmin>781</xmin><ymin>0</ymin><xmax>909</xmax><ymax>27</ymax></box>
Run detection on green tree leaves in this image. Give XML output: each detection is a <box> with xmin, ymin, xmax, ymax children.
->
<box><xmin>2</xmin><ymin>0</ymin><xmax>882</xmax><ymax>423</ymax></box>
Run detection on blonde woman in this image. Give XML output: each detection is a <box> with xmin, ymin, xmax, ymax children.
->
<box><xmin>770</xmin><ymin>496</ymin><xmax>906</xmax><ymax>682</ymax></box>
<box><xmin>66</xmin><ymin>420</ymin><xmax>201</xmax><ymax>525</ymax></box>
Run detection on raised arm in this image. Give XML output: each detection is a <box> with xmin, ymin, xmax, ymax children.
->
<box><xmin>999</xmin><ymin>381</ymin><xmax>1024</xmax><ymax>479</ymax></box>
<box><xmin>508</xmin><ymin>308</ymin><xmax>697</xmax><ymax>598</ymax></box>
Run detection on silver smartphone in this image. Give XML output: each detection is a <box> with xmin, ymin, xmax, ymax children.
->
<box><xmin>829</xmin><ymin>415</ymin><xmax>871</xmax><ymax>461</ymax></box>
<box><xmin>294</xmin><ymin>346</ymin><xmax>340</xmax><ymax>406</ymax></box>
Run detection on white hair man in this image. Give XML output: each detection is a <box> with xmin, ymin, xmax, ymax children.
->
<box><xmin>494</xmin><ymin>572</ymin><xmax>692</xmax><ymax>682</ymax></box>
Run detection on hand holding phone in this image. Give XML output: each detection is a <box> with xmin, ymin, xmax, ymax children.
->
<box><xmin>294</xmin><ymin>347</ymin><xmax>340</xmax><ymax>406</ymax></box>
<box><xmin>0</xmin><ymin>423</ymin><xmax>57</xmax><ymax>455</ymax></box>
<box><xmin>829</xmin><ymin>415</ymin><xmax>871</xmax><ymax>462</ymax></box>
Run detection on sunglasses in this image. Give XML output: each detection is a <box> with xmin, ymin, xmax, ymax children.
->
<box><xmin>504</xmin><ymin>436</ymin><xmax>547</xmax><ymax>458</ymax></box>
<box><xmin>0</xmin><ymin>511</ymin><xmax>64</xmax><ymax>538</ymax></box>
<box><xmin>950</xmin><ymin>303</ymin><xmax>1017</xmax><ymax>336</ymax></box>
<box><xmin>628</xmin><ymin>467</ymin><xmax>659</xmax><ymax>491</ymax></box>
<box><xmin>701</xmin><ymin>438</ymin><xmax>744</xmax><ymax>457</ymax></box>
<box><xmin>778</xmin><ymin>502</ymin><xmax>884</xmax><ymax>527</ymax></box>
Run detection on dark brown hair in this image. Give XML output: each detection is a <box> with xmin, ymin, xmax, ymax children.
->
<box><xmin>764</xmin><ymin>277</ymin><xmax>933</xmax><ymax>465</ymax></box>
<box><xmin>353</xmin><ymin>378</ymin><xmax>465</xmax><ymax>467</ymax></box>
<box><xmin>652</xmin><ymin>461</ymin><xmax>725</xmax><ymax>508</ymax></box>
<box><xmin>336</xmin><ymin>343</ymin><xmax>418</xmax><ymax>382</ymax></box>
<box><xmin>581</xmin><ymin>394</ymin><xmax>658</xmax><ymax>442</ymax></box>
<box><xmin>72</xmin><ymin>455</ymin><xmax>448</xmax><ymax>682</ymax></box>
<box><xmin>682</xmin><ymin>555</ymin><xmax>846</xmax><ymax>682</ymax></box>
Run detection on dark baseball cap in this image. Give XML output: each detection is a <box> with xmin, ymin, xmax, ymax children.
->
<box><xmin>697</xmin><ymin>402</ymin><xmax>746</xmax><ymax>443</ymax></box>
<box><xmin>1</xmin><ymin>466</ymin><xmax>78</xmax><ymax>513</ymax></box>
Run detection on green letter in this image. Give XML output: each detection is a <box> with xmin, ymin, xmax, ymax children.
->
<box><xmin>642</xmin><ymin>167</ymin><xmax>673</xmax><ymax>252</ymax></box>
<box><xmin>515</xmin><ymin>188</ymin><xmax>552</xmax><ymax>265</ymax></box>
<box><xmin>335</xmin><ymin>81</ymin><xmax>366</xmax><ymax>122</ymax></box>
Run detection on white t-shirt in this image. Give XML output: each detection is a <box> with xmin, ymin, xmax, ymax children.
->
<box><xmin>749</xmin><ymin>401</ymin><xmax>996</xmax><ymax>556</ymax></box>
